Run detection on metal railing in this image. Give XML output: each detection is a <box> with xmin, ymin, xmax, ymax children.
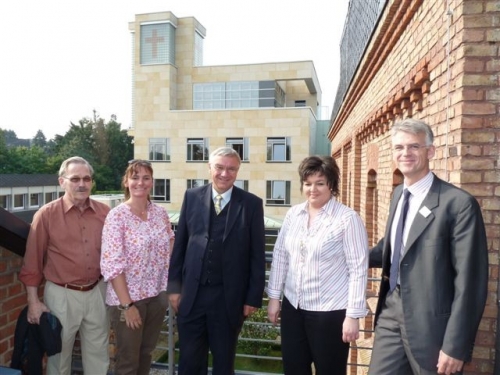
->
<box><xmin>152</xmin><ymin>247</ymin><xmax>381</xmax><ymax>375</ymax></box>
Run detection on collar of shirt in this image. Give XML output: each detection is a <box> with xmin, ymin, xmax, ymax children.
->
<box><xmin>299</xmin><ymin>196</ymin><xmax>338</xmax><ymax>216</ymax></box>
<box><xmin>404</xmin><ymin>171</ymin><xmax>434</xmax><ymax>198</ymax></box>
<box><xmin>212</xmin><ymin>186</ymin><xmax>233</xmax><ymax>209</ymax></box>
<box><xmin>61</xmin><ymin>195</ymin><xmax>96</xmax><ymax>213</ymax></box>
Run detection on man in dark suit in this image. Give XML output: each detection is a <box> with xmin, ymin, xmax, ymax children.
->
<box><xmin>369</xmin><ymin>119</ymin><xmax>488</xmax><ymax>375</ymax></box>
<box><xmin>167</xmin><ymin>147</ymin><xmax>266</xmax><ymax>375</ymax></box>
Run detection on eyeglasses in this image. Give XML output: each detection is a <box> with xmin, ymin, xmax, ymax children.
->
<box><xmin>392</xmin><ymin>144</ymin><xmax>429</xmax><ymax>153</ymax></box>
<box><xmin>213</xmin><ymin>164</ymin><xmax>239</xmax><ymax>174</ymax></box>
<box><xmin>62</xmin><ymin>176</ymin><xmax>93</xmax><ymax>183</ymax></box>
<box><xmin>128</xmin><ymin>159</ymin><xmax>152</xmax><ymax>166</ymax></box>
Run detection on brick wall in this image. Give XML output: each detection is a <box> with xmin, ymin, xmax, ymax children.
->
<box><xmin>0</xmin><ymin>247</ymin><xmax>25</xmax><ymax>366</ymax></box>
<box><xmin>331</xmin><ymin>0</ymin><xmax>499</xmax><ymax>373</ymax></box>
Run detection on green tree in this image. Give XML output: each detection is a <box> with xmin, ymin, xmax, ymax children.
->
<box><xmin>7</xmin><ymin>146</ymin><xmax>49</xmax><ymax>173</ymax></box>
<box><xmin>32</xmin><ymin>130</ymin><xmax>47</xmax><ymax>148</ymax></box>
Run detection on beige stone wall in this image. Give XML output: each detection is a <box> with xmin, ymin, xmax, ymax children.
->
<box><xmin>133</xmin><ymin>107</ymin><xmax>315</xmax><ymax>218</ymax></box>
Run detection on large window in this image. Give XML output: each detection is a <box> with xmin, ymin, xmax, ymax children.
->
<box><xmin>187</xmin><ymin>138</ymin><xmax>209</xmax><ymax>161</ymax></box>
<box><xmin>140</xmin><ymin>22</ymin><xmax>175</xmax><ymax>65</ymax></box>
<box><xmin>234</xmin><ymin>180</ymin><xmax>249</xmax><ymax>191</ymax></box>
<box><xmin>187</xmin><ymin>179</ymin><xmax>209</xmax><ymax>189</ymax></box>
<box><xmin>267</xmin><ymin>137</ymin><xmax>291</xmax><ymax>162</ymax></box>
<box><xmin>152</xmin><ymin>179</ymin><xmax>170</xmax><ymax>202</ymax></box>
<box><xmin>266</xmin><ymin>180</ymin><xmax>291</xmax><ymax>206</ymax></box>
<box><xmin>193</xmin><ymin>80</ymin><xmax>285</xmax><ymax>109</ymax></box>
<box><xmin>193</xmin><ymin>83</ymin><xmax>225</xmax><ymax>109</ymax></box>
<box><xmin>226</xmin><ymin>138</ymin><xmax>249</xmax><ymax>161</ymax></box>
<box><xmin>149</xmin><ymin>138</ymin><xmax>170</xmax><ymax>161</ymax></box>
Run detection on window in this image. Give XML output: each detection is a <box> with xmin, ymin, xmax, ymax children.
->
<box><xmin>45</xmin><ymin>192</ymin><xmax>57</xmax><ymax>204</ymax></box>
<box><xmin>140</xmin><ymin>22</ymin><xmax>175</xmax><ymax>65</ymax></box>
<box><xmin>30</xmin><ymin>193</ymin><xmax>41</xmax><ymax>208</ymax></box>
<box><xmin>152</xmin><ymin>179</ymin><xmax>170</xmax><ymax>202</ymax></box>
<box><xmin>149</xmin><ymin>138</ymin><xmax>170</xmax><ymax>161</ymax></box>
<box><xmin>0</xmin><ymin>195</ymin><xmax>9</xmax><ymax>210</ymax></box>
<box><xmin>193</xmin><ymin>83</ymin><xmax>225</xmax><ymax>110</ymax></box>
<box><xmin>266</xmin><ymin>180</ymin><xmax>291</xmax><ymax>205</ymax></box>
<box><xmin>193</xmin><ymin>80</ymin><xmax>285</xmax><ymax>109</ymax></box>
<box><xmin>234</xmin><ymin>180</ymin><xmax>249</xmax><ymax>191</ymax></box>
<box><xmin>187</xmin><ymin>138</ymin><xmax>209</xmax><ymax>161</ymax></box>
<box><xmin>13</xmin><ymin>194</ymin><xmax>25</xmax><ymax>210</ymax></box>
<box><xmin>295</xmin><ymin>100</ymin><xmax>306</xmax><ymax>107</ymax></box>
<box><xmin>226</xmin><ymin>138</ymin><xmax>249</xmax><ymax>161</ymax></box>
<box><xmin>267</xmin><ymin>137</ymin><xmax>291</xmax><ymax>161</ymax></box>
<box><xmin>187</xmin><ymin>179</ymin><xmax>209</xmax><ymax>189</ymax></box>
<box><xmin>194</xmin><ymin>30</ymin><xmax>204</xmax><ymax>67</ymax></box>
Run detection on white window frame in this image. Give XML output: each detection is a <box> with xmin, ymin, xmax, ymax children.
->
<box><xmin>149</xmin><ymin>138</ymin><xmax>170</xmax><ymax>161</ymax></box>
<box><xmin>187</xmin><ymin>138</ymin><xmax>209</xmax><ymax>161</ymax></box>
<box><xmin>226</xmin><ymin>137</ymin><xmax>249</xmax><ymax>161</ymax></box>
<box><xmin>266</xmin><ymin>180</ymin><xmax>291</xmax><ymax>206</ymax></box>
<box><xmin>267</xmin><ymin>137</ymin><xmax>291</xmax><ymax>162</ymax></box>
<box><xmin>152</xmin><ymin>179</ymin><xmax>170</xmax><ymax>202</ymax></box>
<box><xmin>187</xmin><ymin>179</ymin><xmax>209</xmax><ymax>189</ymax></box>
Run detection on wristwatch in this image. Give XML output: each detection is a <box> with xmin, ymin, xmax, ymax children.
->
<box><xmin>118</xmin><ymin>301</ymin><xmax>135</xmax><ymax>311</ymax></box>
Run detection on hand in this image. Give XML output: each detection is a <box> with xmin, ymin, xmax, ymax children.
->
<box><xmin>27</xmin><ymin>299</ymin><xmax>50</xmax><ymax>325</ymax></box>
<box><xmin>123</xmin><ymin>305</ymin><xmax>142</xmax><ymax>330</ymax></box>
<box><xmin>267</xmin><ymin>299</ymin><xmax>281</xmax><ymax>325</ymax></box>
<box><xmin>342</xmin><ymin>317</ymin><xmax>360</xmax><ymax>343</ymax></box>
<box><xmin>243</xmin><ymin>305</ymin><xmax>258</xmax><ymax>318</ymax></box>
<box><xmin>168</xmin><ymin>293</ymin><xmax>181</xmax><ymax>314</ymax></box>
<box><xmin>437</xmin><ymin>350</ymin><xmax>464</xmax><ymax>374</ymax></box>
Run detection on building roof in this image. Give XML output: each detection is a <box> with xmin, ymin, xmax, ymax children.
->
<box><xmin>0</xmin><ymin>174</ymin><xmax>59</xmax><ymax>187</ymax></box>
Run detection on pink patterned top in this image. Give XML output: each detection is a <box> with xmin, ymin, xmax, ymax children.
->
<box><xmin>101</xmin><ymin>202</ymin><xmax>175</xmax><ymax>306</ymax></box>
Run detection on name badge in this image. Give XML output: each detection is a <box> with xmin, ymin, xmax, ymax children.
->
<box><xmin>419</xmin><ymin>206</ymin><xmax>432</xmax><ymax>218</ymax></box>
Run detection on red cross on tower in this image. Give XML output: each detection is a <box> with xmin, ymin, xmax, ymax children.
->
<box><xmin>145</xmin><ymin>29</ymin><xmax>165</xmax><ymax>59</ymax></box>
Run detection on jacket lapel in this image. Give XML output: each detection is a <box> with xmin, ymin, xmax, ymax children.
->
<box><xmin>200</xmin><ymin>185</ymin><xmax>212</xmax><ymax>231</ymax></box>
<box><xmin>383</xmin><ymin>185</ymin><xmax>403</xmax><ymax>265</ymax></box>
<box><xmin>224</xmin><ymin>187</ymin><xmax>242</xmax><ymax>241</ymax></box>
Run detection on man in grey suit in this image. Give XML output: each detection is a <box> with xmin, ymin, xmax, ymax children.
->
<box><xmin>167</xmin><ymin>147</ymin><xmax>266</xmax><ymax>375</ymax></box>
<box><xmin>369</xmin><ymin>119</ymin><xmax>488</xmax><ymax>375</ymax></box>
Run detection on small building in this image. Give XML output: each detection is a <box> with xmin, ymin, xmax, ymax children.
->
<box><xmin>0</xmin><ymin>174</ymin><xmax>62</xmax><ymax>223</ymax></box>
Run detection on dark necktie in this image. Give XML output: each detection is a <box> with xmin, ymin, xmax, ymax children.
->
<box><xmin>389</xmin><ymin>189</ymin><xmax>411</xmax><ymax>292</ymax></box>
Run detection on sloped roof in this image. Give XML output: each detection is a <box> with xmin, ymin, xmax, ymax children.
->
<box><xmin>0</xmin><ymin>174</ymin><xmax>59</xmax><ymax>188</ymax></box>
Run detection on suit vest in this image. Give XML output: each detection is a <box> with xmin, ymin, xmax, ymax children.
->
<box><xmin>199</xmin><ymin>201</ymin><xmax>228</xmax><ymax>285</ymax></box>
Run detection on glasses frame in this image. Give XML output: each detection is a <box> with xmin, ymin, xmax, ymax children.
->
<box><xmin>62</xmin><ymin>176</ymin><xmax>93</xmax><ymax>183</ymax></box>
<box><xmin>392</xmin><ymin>144</ymin><xmax>430</xmax><ymax>153</ymax></box>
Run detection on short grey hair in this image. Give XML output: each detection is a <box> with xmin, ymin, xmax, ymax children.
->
<box><xmin>391</xmin><ymin>118</ymin><xmax>434</xmax><ymax>146</ymax></box>
<box><xmin>209</xmin><ymin>147</ymin><xmax>241</xmax><ymax>164</ymax></box>
<box><xmin>58</xmin><ymin>156</ymin><xmax>94</xmax><ymax>177</ymax></box>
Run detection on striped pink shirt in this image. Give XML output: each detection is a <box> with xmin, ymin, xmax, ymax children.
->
<box><xmin>267</xmin><ymin>198</ymin><xmax>368</xmax><ymax>317</ymax></box>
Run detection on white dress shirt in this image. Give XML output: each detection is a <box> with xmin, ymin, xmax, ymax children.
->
<box><xmin>390</xmin><ymin>172</ymin><xmax>434</xmax><ymax>262</ymax></box>
<box><xmin>267</xmin><ymin>197</ymin><xmax>369</xmax><ymax>318</ymax></box>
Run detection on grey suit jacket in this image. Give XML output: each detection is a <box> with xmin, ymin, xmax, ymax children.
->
<box><xmin>370</xmin><ymin>175</ymin><xmax>488</xmax><ymax>370</ymax></box>
<box><xmin>167</xmin><ymin>184</ymin><xmax>266</xmax><ymax>328</ymax></box>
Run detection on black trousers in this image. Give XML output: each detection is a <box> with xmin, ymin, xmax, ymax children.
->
<box><xmin>177</xmin><ymin>284</ymin><xmax>243</xmax><ymax>375</ymax></box>
<box><xmin>280</xmin><ymin>297</ymin><xmax>349</xmax><ymax>375</ymax></box>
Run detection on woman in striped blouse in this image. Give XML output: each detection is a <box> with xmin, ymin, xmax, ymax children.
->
<box><xmin>267</xmin><ymin>155</ymin><xmax>369</xmax><ymax>375</ymax></box>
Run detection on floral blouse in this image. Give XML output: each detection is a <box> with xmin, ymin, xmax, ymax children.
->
<box><xmin>101</xmin><ymin>202</ymin><xmax>175</xmax><ymax>306</ymax></box>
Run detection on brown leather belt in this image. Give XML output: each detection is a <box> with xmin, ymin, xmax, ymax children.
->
<box><xmin>52</xmin><ymin>276</ymin><xmax>102</xmax><ymax>292</ymax></box>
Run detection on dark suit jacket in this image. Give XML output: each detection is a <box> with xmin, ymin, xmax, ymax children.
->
<box><xmin>370</xmin><ymin>175</ymin><xmax>488</xmax><ymax>370</ymax></box>
<box><xmin>167</xmin><ymin>184</ymin><xmax>266</xmax><ymax>327</ymax></box>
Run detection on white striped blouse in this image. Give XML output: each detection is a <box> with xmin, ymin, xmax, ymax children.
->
<box><xmin>266</xmin><ymin>197</ymin><xmax>369</xmax><ymax>317</ymax></box>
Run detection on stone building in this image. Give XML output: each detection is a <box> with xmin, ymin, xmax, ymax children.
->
<box><xmin>128</xmin><ymin>11</ymin><xmax>330</xmax><ymax>221</ymax></box>
<box><xmin>330</xmin><ymin>1</ymin><xmax>499</xmax><ymax>373</ymax></box>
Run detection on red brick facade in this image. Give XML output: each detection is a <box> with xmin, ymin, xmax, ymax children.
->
<box><xmin>0</xmin><ymin>247</ymin><xmax>25</xmax><ymax>366</ymax></box>
<box><xmin>330</xmin><ymin>1</ymin><xmax>499</xmax><ymax>373</ymax></box>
